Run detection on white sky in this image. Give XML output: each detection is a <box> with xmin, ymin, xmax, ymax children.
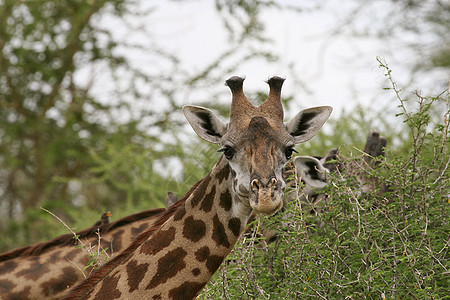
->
<box><xmin>77</xmin><ymin>0</ymin><xmax>447</xmax><ymax>129</ymax></box>
<box><xmin>136</xmin><ymin>0</ymin><xmax>398</xmax><ymax>113</ymax></box>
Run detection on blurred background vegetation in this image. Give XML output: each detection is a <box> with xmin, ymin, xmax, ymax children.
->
<box><xmin>0</xmin><ymin>0</ymin><xmax>448</xmax><ymax>275</ymax></box>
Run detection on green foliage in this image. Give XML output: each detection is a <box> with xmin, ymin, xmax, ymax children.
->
<box><xmin>0</xmin><ymin>0</ymin><xmax>133</xmax><ymax>251</ymax></box>
<box><xmin>199</xmin><ymin>68</ymin><xmax>449</xmax><ymax>299</ymax></box>
<box><xmin>80</xmin><ymin>241</ymin><xmax>110</xmax><ymax>273</ymax></box>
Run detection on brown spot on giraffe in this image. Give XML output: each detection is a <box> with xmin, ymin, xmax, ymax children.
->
<box><xmin>41</xmin><ymin>267</ymin><xmax>79</xmax><ymax>296</ymax></box>
<box><xmin>65</xmin><ymin>248</ymin><xmax>79</xmax><ymax>261</ymax></box>
<box><xmin>126</xmin><ymin>259</ymin><xmax>149</xmax><ymax>293</ymax></box>
<box><xmin>0</xmin><ymin>261</ymin><xmax>18</xmax><ymax>275</ymax></box>
<box><xmin>219</xmin><ymin>189</ymin><xmax>232</xmax><ymax>211</ymax></box>
<box><xmin>192</xmin><ymin>268</ymin><xmax>201</xmax><ymax>276</ymax></box>
<box><xmin>17</xmin><ymin>257</ymin><xmax>50</xmax><ymax>281</ymax></box>
<box><xmin>190</xmin><ymin>175</ymin><xmax>211</xmax><ymax>208</ymax></box>
<box><xmin>9</xmin><ymin>287</ymin><xmax>31</xmax><ymax>300</ymax></box>
<box><xmin>200</xmin><ymin>185</ymin><xmax>216</xmax><ymax>212</ymax></box>
<box><xmin>182</xmin><ymin>217</ymin><xmax>206</xmax><ymax>242</ymax></box>
<box><xmin>110</xmin><ymin>229</ymin><xmax>124</xmax><ymax>252</ymax></box>
<box><xmin>46</xmin><ymin>250</ymin><xmax>62</xmax><ymax>264</ymax></box>
<box><xmin>0</xmin><ymin>279</ymin><xmax>14</xmax><ymax>294</ymax></box>
<box><xmin>173</xmin><ymin>204</ymin><xmax>186</xmax><ymax>221</ymax></box>
<box><xmin>216</xmin><ymin>163</ymin><xmax>230</xmax><ymax>183</ymax></box>
<box><xmin>194</xmin><ymin>246</ymin><xmax>224</xmax><ymax>274</ymax></box>
<box><xmin>140</xmin><ymin>226</ymin><xmax>176</xmax><ymax>256</ymax></box>
<box><xmin>146</xmin><ymin>247</ymin><xmax>187</xmax><ymax>290</ymax></box>
<box><xmin>194</xmin><ymin>246</ymin><xmax>210</xmax><ymax>262</ymax></box>
<box><xmin>212</xmin><ymin>214</ymin><xmax>230</xmax><ymax>248</ymax></box>
<box><xmin>92</xmin><ymin>272</ymin><xmax>122</xmax><ymax>300</ymax></box>
<box><xmin>228</xmin><ymin>217</ymin><xmax>241</xmax><ymax>236</ymax></box>
<box><xmin>168</xmin><ymin>281</ymin><xmax>206</xmax><ymax>299</ymax></box>
<box><xmin>205</xmin><ymin>255</ymin><xmax>224</xmax><ymax>274</ymax></box>
<box><xmin>131</xmin><ymin>223</ymin><xmax>149</xmax><ymax>236</ymax></box>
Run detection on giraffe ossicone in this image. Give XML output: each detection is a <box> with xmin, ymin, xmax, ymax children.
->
<box><xmin>64</xmin><ymin>76</ymin><xmax>332</xmax><ymax>300</ymax></box>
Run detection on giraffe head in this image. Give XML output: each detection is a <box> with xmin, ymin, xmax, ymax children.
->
<box><xmin>183</xmin><ymin>76</ymin><xmax>332</xmax><ymax>216</ymax></box>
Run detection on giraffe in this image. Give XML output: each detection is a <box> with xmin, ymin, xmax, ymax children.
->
<box><xmin>295</xmin><ymin>130</ymin><xmax>388</xmax><ymax>200</ymax></box>
<box><xmin>63</xmin><ymin>76</ymin><xmax>332</xmax><ymax>300</ymax></box>
<box><xmin>293</xmin><ymin>130</ymin><xmax>389</xmax><ymax>225</ymax></box>
<box><xmin>0</xmin><ymin>207</ymin><xmax>166</xmax><ymax>299</ymax></box>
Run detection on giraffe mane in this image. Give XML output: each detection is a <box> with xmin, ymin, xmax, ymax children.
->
<box><xmin>64</xmin><ymin>178</ymin><xmax>204</xmax><ymax>298</ymax></box>
<box><xmin>0</xmin><ymin>207</ymin><xmax>166</xmax><ymax>262</ymax></box>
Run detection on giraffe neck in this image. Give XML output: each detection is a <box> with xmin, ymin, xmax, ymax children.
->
<box><xmin>65</xmin><ymin>157</ymin><xmax>252</xmax><ymax>299</ymax></box>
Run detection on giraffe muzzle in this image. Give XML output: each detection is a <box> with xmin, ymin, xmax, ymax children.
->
<box><xmin>249</xmin><ymin>177</ymin><xmax>283</xmax><ymax>215</ymax></box>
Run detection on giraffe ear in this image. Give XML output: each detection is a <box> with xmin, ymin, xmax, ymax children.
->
<box><xmin>294</xmin><ymin>156</ymin><xmax>329</xmax><ymax>189</ymax></box>
<box><xmin>286</xmin><ymin>106</ymin><xmax>332</xmax><ymax>144</ymax></box>
<box><xmin>183</xmin><ymin>105</ymin><xmax>228</xmax><ymax>144</ymax></box>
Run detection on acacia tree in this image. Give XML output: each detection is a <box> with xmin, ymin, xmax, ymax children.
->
<box><xmin>0</xmin><ymin>0</ymin><xmax>135</xmax><ymax>249</ymax></box>
<box><xmin>0</xmin><ymin>0</ymin><xmax>280</xmax><ymax>251</ymax></box>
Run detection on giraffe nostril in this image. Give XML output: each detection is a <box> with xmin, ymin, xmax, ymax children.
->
<box><xmin>251</xmin><ymin>179</ymin><xmax>260</xmax><ymax>191</ymax></box>
<box><xmin>269</xmin><ymin>177</ymin><xmax>277</xmax><ymax>188</ymax></box>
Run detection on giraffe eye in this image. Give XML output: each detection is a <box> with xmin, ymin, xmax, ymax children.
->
<box><xmin>284</xmin><ymin>147</ymin><xmax>297</xmax><ymax>160</ymax></box>
<box><xmin>218</xmin><ymin>146</ymin><xmax>235</xmax><ymax>160</ymax></box>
